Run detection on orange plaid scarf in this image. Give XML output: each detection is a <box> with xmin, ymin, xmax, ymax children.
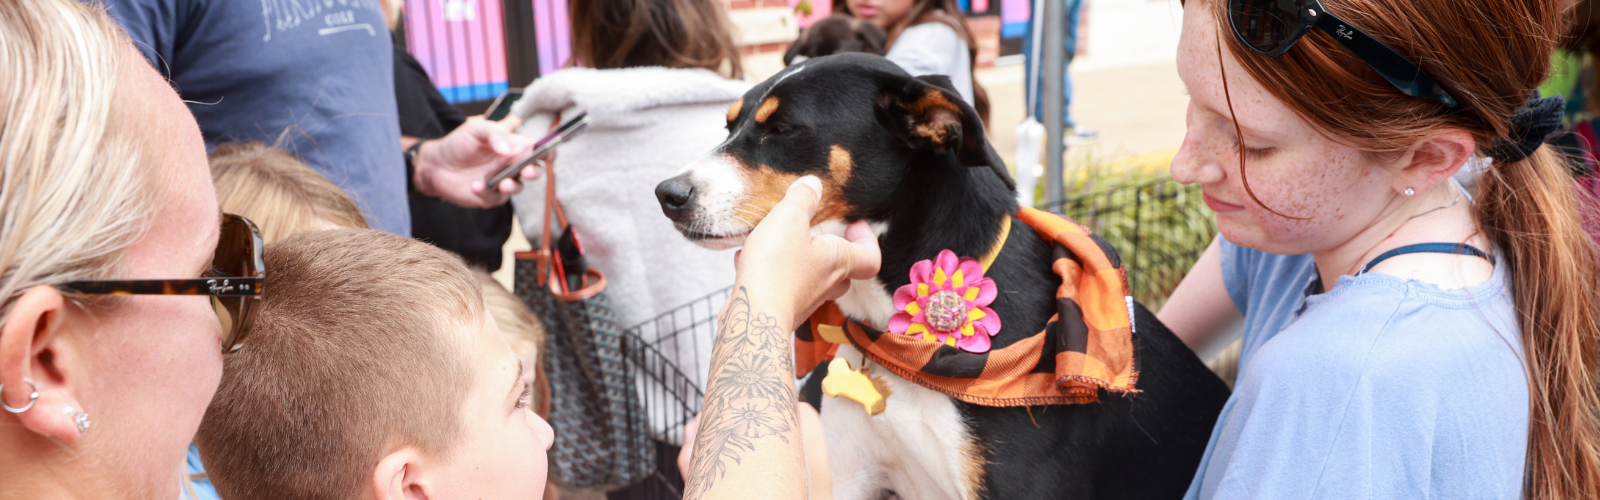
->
<box><xmin>795</xmin><ymin>207</ymin><xmax>1138</xmax><ymax>406</ymax></box>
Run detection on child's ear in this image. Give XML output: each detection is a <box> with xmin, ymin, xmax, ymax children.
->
<box><xmin>372</xmin><ymin>447</ymin><xmax>431</xmax><ymax>500</ymax></box>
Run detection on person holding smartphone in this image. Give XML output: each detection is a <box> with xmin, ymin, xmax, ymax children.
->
<box><xmin>389</xmin><ymin>4</ymin><xmax>521</xmax><ymax>271</ymax></box>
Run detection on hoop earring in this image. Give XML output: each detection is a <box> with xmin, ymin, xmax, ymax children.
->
<box><xmin>1</xmin><ymin>378</ymin><xmax>39</xmax><ymax>413</ymax></box>
<box><xmin>1404</xmin><ymin>188</ymin><xmax>1416</xmax><ymax>196</ymax></box>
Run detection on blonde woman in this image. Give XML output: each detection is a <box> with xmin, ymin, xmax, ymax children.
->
<box><xmin>0</xmin><ymin>1</ymin><xmax>264</xmax><ymax>498</ymax></box>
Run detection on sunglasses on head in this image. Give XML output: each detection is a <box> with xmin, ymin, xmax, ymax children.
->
<box><xmin>1223</xmin><ymin>0</ymin><xmax>1458</xmax><ymax>108</ymax></box>
<box><xmin>59</xmin><ymin>213</ymin><xmax>264</xmax><ymax>354</ymax></box>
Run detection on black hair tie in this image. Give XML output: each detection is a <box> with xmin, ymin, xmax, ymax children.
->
<box><xmin>1484</xmin><ymin>92</ymin><xmax>1565</xmax><ymax>164</ymax></box>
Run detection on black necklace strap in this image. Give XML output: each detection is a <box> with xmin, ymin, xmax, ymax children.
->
<box><xmin>1358</xmin><ymin>243</ymin><xmax>1491</xmax><ymax>275</ymax></box>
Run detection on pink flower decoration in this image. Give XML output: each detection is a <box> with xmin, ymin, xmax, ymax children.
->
<box><xmin>886</xmin><ymin>250</ymin><xmax>1001</xmax><ymax>353</ymax></box>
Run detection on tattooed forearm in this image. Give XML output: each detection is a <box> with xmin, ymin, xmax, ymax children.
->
<box><xmin>685</xmin><ymin>287</ymin><xmax>800</xmax><ymax>498</ymax></box>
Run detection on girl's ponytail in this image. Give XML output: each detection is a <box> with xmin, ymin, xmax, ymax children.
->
<box><xmin>1476</xmin><ymin>146</ymin><xmax>1600</xmax><ymax>498</ymax></box>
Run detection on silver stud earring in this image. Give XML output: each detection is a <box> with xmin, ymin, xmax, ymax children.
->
<box><xmin>63</xmin><ymin>406</ymin><xmax>90</xmax><ymax>434</ymax></box>
<box><xmin>1</xmin><ymin>378</ymin><xmax>39</xmax><ymax>413</ymax></box>
<box><xmin>1404</xmin><ymin>188</ymin><xmax>1416</xmax><ymax>196</ymax></box>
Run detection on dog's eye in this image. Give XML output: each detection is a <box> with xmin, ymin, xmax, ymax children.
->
<box><xmin>768</xmin><ymin>124</ymin><xmax>794</xmax><ymax>135</ymax></box>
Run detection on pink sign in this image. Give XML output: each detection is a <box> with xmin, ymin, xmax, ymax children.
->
<box><xmin>532</xmin><ymin>0</ymin><xmax>572</xmax><ymax>75</ymax></box>
<box><xmin>789</xmin><ymin>0</ymin><xmax>835</xmax><ymax>28</ymax></box>
<box><xmin>404</xmin><ymin>0</ymin><xmax>511</xmax><ymax>102</ymax></box>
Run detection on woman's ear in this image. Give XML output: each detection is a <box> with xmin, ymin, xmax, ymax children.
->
<box><xmin>1393</xmin><ymin>130</ymin><xmax>1476</xmax><ymax>195</ymax></box>
<box><xmin>372</xmin><ymin>446</ymin><xmax>432</xmax><ymax>500</ymax></box>
<box><xmin>0</xmin><ymin>285</ymin><xmax>86</xmax><ymax>444</ymax></box>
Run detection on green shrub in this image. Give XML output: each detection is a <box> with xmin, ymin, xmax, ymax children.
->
<box><xmin>1033</xmin><ymin>149</ymin><xmax>1217</xmax><ymax>310</ymax></box>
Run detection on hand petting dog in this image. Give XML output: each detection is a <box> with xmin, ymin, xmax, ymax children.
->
<box><xmin>684</xmin><ymin>176</ymin><xmax>877</xmax><ymax>500</ymax></box>
<box><xmin>736</xmin><ymin>176</ymin><xmax>882</xmax><ymax>329</ymax></box>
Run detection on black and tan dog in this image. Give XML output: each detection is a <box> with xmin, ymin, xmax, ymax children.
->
<box><xmin>656</xmin><ymin>53</ymin><xmax>1229</xmax><ymax>500</ymax></box>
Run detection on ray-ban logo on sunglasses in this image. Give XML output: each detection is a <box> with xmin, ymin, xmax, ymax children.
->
<box><xmin>208</xmin><ymin>279</ymin><xmax>237</xmax><ymax>294</ymax></box>
<box><xmin>1335</xmin><ymin>25</ymin><xmax>1355</xmax><ymax>40</ymax></box>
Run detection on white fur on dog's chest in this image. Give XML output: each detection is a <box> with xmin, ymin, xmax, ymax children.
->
<box><xmin>822</xmin><ymin>344</ymin><xmax>982</xmax><ymax>500</ymax></box>
<box><xmin>823</xmin><ymin>275</ymin><xmax>983</xmax><ymax>500</ymax></box>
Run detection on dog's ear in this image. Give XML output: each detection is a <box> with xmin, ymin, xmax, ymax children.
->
<box><xmin>877</xmin><ymin>74</ymin><xmax>1015</xmax><ymax>189</ymax></box>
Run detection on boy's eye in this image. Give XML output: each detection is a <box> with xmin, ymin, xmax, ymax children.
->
<box><xmin>515</xmin><ymin>382</ymin><xmax>534</xmax><ymax>411</ymax></box>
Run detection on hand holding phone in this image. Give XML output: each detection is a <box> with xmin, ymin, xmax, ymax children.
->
<box><xmin>486</xmin><ymin>88</ymin><xmax>524</xmax><ymax>121</ymax></box>
<box><xmin>485</xmin><ymin>111</ymin><xmax>590</xmax><ymax>192</ymax></box>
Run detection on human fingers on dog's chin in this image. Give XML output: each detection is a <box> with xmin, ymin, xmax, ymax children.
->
<box><xmin>844</xmin><ymin>220</ymin><xmax>882</xmax><ymax>280</ymax></box>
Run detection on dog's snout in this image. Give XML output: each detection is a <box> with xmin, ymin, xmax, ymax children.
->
<box><xmin>655</xmin><ymin>174</ymin><xmax>696</xmax><ymax>219</ymax></box>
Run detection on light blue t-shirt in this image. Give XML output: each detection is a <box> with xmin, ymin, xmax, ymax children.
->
<box><xmin>1184</xmin><ymin>238</ymin><xmax>1528</xmax><ymax>499</ymax></box>
<box><xmin>179</xmin><ymin>444</ymin><xmax>220</xmax><ymax>500</ymax></box>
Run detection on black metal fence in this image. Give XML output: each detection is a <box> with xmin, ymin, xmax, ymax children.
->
<box><xmin>1038</xmin><ymin>177</ymin><xmax>1216</xmax><ymax>309</ymax></box>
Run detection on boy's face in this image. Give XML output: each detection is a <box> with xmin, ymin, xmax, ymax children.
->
<box><xmin>429</xmin><ymin>310</ymin><xmax>554</xmax><ymax>496</ymax></box>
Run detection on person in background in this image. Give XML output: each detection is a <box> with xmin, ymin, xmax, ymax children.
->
<box><xmin>783</xmin><ymin>14</ymin><xmax>889</xmax><ymax>66</ymax></box>
<box><xmin>1021</xmin><ymin>0</ymin><xmax>1096</xmax><ymax>145</ymax></box>
<box><xmin>210</xmin><ymin>143</ymin><xmax>371</xmax><ymax>240</ymax></box>
<box><xmin>178</xmin><ymin>142</ymin><xmax>374</xmax><ymax>500</ymax></box>
<box><xmin>835</xmin><ymin>0</ymin><xmax>990</xmax><ymax>122</ymax></box>
<box><xmin>1158</xmin><ymin>0</ymin><xmax>1600</xmax><ymax>497</ymax></box>
<box><xmin>0</xmin><ymin>2</ymin><xmax>259</xmax><ymax>498</ymax></box>
<box><xmin>478</xmin><ymin>270</ymin><xmax>560</xmax><ymax>500</ymax></box>
<box><xmin>387</xmin><ymin>2</ymin><xmax>515</xmax><ymax>271</ymax></box>
<box><xmin>98</xmin><ymin>0</ymin><xmax>539</xmax><ymax>237</ymax></box>
<box><xmin>509</xmin><ymin>0</ymin><xmax>750</xmax><ymax>388</ymax></box>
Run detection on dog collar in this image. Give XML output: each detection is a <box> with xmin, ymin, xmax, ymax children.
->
<box><xmin>798</xmin><ymin>207</ymin><xmax>1138</xmax><ymax>411</ymax></box>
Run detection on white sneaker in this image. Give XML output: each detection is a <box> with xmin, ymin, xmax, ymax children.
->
<box><xmin>1066</xmin><ymin>127</ymin><xmax>1098</xmax><ymax>146</ymax></box>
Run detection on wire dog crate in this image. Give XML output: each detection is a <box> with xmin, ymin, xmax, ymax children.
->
<box><xmin>542</xmin><ymin>287</ymin><xmax>729</xmax><ymax>500</ymax></box>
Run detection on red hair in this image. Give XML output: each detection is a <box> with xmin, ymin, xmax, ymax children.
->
<box><xmin>1208</xmin><ymin>0</ymin><xmax>1600</xmax><ymax>496</ymax></box>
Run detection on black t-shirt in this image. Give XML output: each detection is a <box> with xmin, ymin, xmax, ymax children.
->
<box><xmin>395</xmin><ymin>43</ymin><xmax>514</xmax><ymax>271</ymax></box>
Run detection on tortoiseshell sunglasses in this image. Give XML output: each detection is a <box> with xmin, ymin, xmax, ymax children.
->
<box><xmin>59</xmin><ymin>213</ymin><xmax>264</xmax><ymax>353</ymax></box>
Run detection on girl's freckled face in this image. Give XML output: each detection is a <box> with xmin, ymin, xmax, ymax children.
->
<box><xmin>1169</xmin><ymin>4</ymin><xmax>1396</xmax><ymax>256</ymax></box>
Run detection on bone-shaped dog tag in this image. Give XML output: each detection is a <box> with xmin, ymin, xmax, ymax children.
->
<box><xmin>822</xmin><ymin>358</ymin><xmax>886</xmax><ymax>415</ymax></box>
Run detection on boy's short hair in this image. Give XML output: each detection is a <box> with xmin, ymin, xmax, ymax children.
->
<box><xmin>210</xmin><ymin>142</ymin><xmax>368</xmax><ymax>243</ymax></box>
<box><xmin>196</xmin><ymin>229</ymin><xmax>483</xmax><ymax>500</ymax></box>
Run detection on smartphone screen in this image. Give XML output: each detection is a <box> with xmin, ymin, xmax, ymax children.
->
<box><xmin>484</xmin><ymin>111</ymin><xmax>590</xmax><ymax>191</ymax></box>
<box><xmin>486</xmin><ymin>89</ymin><xmax>524</xmax><ymax>121</ymax></box>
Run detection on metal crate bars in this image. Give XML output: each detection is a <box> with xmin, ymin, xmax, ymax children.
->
<box><xmin>1037</xmin><ymin>177</ymin><xmax>1217</xmax><ymax>309</ymax></box>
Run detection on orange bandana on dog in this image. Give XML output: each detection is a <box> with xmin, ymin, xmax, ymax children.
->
<box><xmin>795</xmin><ymin>207</ymin><xmax>1138</xmax><ymax>406</ymax></box>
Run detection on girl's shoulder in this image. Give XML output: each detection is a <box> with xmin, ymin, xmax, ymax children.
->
<box><xmin>1224</xmin><ymin>239</ymin><xmax>1524</xmax><ymax>385</ymax></box>
<box><xmin>1252</xmin><ymin>263</ymin><xmax>1523</xmax><ymax>392</ymax></box>
<box><xmin>513</xmin><ymin>67</ymin><xmax>752</xmax><ymax>121</ymax></box>
<box><xmin>899</xmin><ymin>18</ymin><xmax>962</xmax><ymax>43</ymax></box>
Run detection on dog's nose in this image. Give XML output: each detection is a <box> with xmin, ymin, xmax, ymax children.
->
<box><xmin>655</xmin><ymin>174</ymin><xmax>696</xmax><ymax>219</ymax></box>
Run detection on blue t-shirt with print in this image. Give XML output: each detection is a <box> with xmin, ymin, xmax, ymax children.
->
<box><xmin>1184</xmin><ymin>237</ymin><xmax>1528</xmax><ymax>499</ymax></box>
<box><xmin>101</xmin><ymin>0</ymin><xmax>409</xmax><ymax>235</ymax></box>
